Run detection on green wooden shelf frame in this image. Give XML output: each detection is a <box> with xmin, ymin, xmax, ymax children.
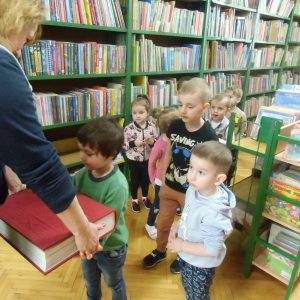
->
<box><xmin>132</xmin><ymin>30</ymin><xmax>203</xmax><ymax>39</ymax></box>
<box><xmin>246</xmin><ymin>90</ymin><xmax>276</xmax><ymax>96</ymax></box>
<box><xmin>259</xmin><ymin>12</ymin><xmax>290</xmax><ymax>20</ymax></box>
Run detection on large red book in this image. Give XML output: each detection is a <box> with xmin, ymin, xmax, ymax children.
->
<box><xmin>0</xmin><ymin>189</ymin><xmax>117</xmax><ymax>275</ymax></box>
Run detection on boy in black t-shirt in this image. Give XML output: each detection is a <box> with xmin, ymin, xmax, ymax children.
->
<box><xmin>142</xmin><ymin>78</ymin><xmax>218</xmax><ymax>273</ymax></box>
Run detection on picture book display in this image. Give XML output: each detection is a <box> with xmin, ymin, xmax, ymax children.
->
<box><xmin>267</xmin><ymin>223</ymin><xmax>300</xmax><ymax>281</ymax></box>
<box><xmin>0</xmin><ymin>190</ymin><xmax>117</xmax><ymax>275</ymax></box>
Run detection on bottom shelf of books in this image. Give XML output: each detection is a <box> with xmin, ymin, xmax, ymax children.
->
<box><xmin>252</xmin><ymin>223</ymin><xmax>300</xmax><ymax>286</ymax></box>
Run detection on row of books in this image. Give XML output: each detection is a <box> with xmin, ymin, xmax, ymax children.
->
<box><xmin>284</xmin><ymin>46</ymin><xmax>300</xmax><ymax>66</ymax></box>
<box><xmin>244</xmin><ymin>95</ymin><xmax>272</xmax><ymax>117</ymax></box>
<box><xmin>260</xmin><ymin>0</ymin><xmax>295</xmax><ymax>17</ymax></box>
<box><xmin>208</xmin><ymin>7</ymin><xmax>255</xmax><ymax>40</ymax></box>
<box><xmin>204</xmin><ymin>73</ymin><xmax>242</xmax><ymax>96</ymax></box>
<box><xmin>18</xmin><ymin>40</ymin><xmax>126</xmax><ymax>76</ymax></box>
<box><xmin>249</xmin><ymin>46</ymin><xmax>284</xmax><ymax>68</ymax></box>
<box><xmin>247</xmin><ymin>71</ymin><xmax>278</xmax><ymax>94</ymax></box>
<box><xmin>290</xmin><ymin>22</ymin><xmax>300</xmax><ymax>42</ymax></box>
<box><xmin>282</xmin><ymin>71</ymin><xmax>300</xmax><ymax>85</ymax></box>
<box><xmin>131</xmin><ymin>76</ymin><xmax>178</xmax><ymax>108</ymax></box>
<box><xmin>256</xmin><ymin>20</ymin><xmax>288</xmax><ymax>43</ymax></box>
<box><xmin>206</xmin><ymin>42</ymin><xmax>251</xmax><ymax>69</ymax></box>
<box><xmin>212</xmin><ymin>0</ymin><xmax>257</xmax><ymax>8</ymax></box>
<box><xmin>33</xmin><ymin>83</ymin><xmax>125</xmax><ymax>126</ymax></box>
<box><xmin>132</xmin><ymin>0</ymin><xmax>205</xmax><ymax>35</ymax></box>
<box><xmin>41</xmin><ymin>0</ymin><xmax>126</xmax><ymax>27</ymax></box>
<box><xmin>132</xmin><ymin>35</ymin><xmax>201</xmax><ymax>72</ymax></box>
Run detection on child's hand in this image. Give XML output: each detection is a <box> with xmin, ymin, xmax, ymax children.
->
<box><xmin>135</xmin><ymin>139</ymin><xmax>144</xmax><ymax>147</ymax></box>
<box><xmin>144</xmin><ymin>136</ymin><xmax>155</xmax><ymax>145</ymax></box>
<box><xmin>152</xmin><ymin>182</ymin><xmax>155</xmax><ymax>189</ymax></box>
<box><xmin>168</xmin><ymin>223</ymin><xmax>179</xmax><ymax>243</ymax></box>
<box><xmin>168</xmin><ymin>237</ymin><xmax>183</xmax><ymax>253</ymax></box>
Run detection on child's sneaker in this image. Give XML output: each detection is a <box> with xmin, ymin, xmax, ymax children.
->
<box><xmin>170</xmin><ymin>256</ymin><xmax>181</xmax><ymax>274</ymax></box>
<box><xmin>131</xmin><ymin>201</ymin><xmax>140</xmax><ymax>212</ymax></box>
<box><xmin>143</xmin><ymin>249</ymin><xmax>166</xmax><ymax>268</ymax></box>
<box><xmin>142</xmin><ymin>198</ymin><xmax>152</xmax><ymax>209</ymax></box>
<box><xmin>176</xmin><ymin>206</ymin><xmax>182</xmax><ymax>216</ymax></box>
<box><xmin>145</xmin><ymin>224</ymin><xmax>157</xmax><ymax>240</ymax></box>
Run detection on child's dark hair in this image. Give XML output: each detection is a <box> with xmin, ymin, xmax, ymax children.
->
<box><xmin>77</xmin><ymin>116</ymin><xmax>124</xmax><ymax>159</ymax></box>
<box><xmin>192</xmin><ymin>141</ymin><xmax>232</xmax><ymax>174</ymax></box>
<box><xmin>131</xmin><ymin>94</ymin><xmax>151</xmax><ymax>112</ymax></box>
<box><xmin>177</xmin><ymin>76</ymin><xmax>192</xmax><ymax>91</ymax></box>
<box><xmin>154</xmin><ymin>106</ymin><xmax>180</xmax><ymax>133</ymax></box>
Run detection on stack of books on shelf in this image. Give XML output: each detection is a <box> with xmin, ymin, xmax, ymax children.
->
<box><xmin>256</xmin><ymin>20</ymin><xmax>288</xmax><ymax>43</ymax></box>
<box><xmin>213</xmin><ymin>0</ymin><xmax>258</xmax><ymax>9</ymax></box>
<box><xmin>290</xmin><ymin>22</ymin><xmax>300</xmax><ymax>42</ymax></box>
<box><xmin>260</xmin><ymin>0</ymin><xmax>295</xmax><ymax>17</ymax></box>
<box><xmin>244</xmin><ymin>94</ymin><xmax>272</xmax><ymax>117</ymax></box>
<box><xmin>132</xmin><ymin>0</ymin><xmax>205</xmax><ymax>35</ymax></box>
<box><xmin>282</xmin><ymin>71</ymin><xmax>300</xmax><ymax>85</ymax></box>
<box><xmin>265</xmin><ymin>166</ymin><xmax>300</xmax><ymax>230</ymax></box>
<box><xmin>267</xmin><ymin>223</ymin><xmax>300</xmax><ymax>281</ymax></box>
<box><xmin>284</xmin><ymin>46</ymin><xmax>300</xmax><ymax>66</ymax></box>
<box><xmin>247</xmin><ymin>71</ymin><xmax>278</xmax><ymax>94</ymax></box>
<box><xmin>204</xmin><ymin>73</ymin><xmax>242</xmax><ymax>95</ymax></box>
<box><xmin>33</xmin><ymin>83</ymin><xmax>124</xmax><ymax>126</ymax></box>
<box><xmin>249</xmin><ymin>46</ymin><xmax>284</xmax><ymax>67</ymax></box>
<box><xmin>41</xmin><ymin>0</ymin><xmax>126</xmax><ymax>27</ymax></box>
<box><xmin>208</xmin><ymin>6</ymin><xmax>255</xmax><ymax>40</ymax></box>
<box><xmin>132</xmin><ymin>35</ymin><xmax>201</xmax><ymax>72</ymax></box>
<box><xmin>206</xmin><ymin>42</ymin><xmax>251</xmax><ymax>69</ymax></box>
<box><xmin>18</xmin><ymin>40</ymin><xmax>126</xmax><ymax>76</ymax></box>
<box><xmin>131</xmin><ymin>76</ymin><xmax>178</xmax><ymax>108</ymax></box>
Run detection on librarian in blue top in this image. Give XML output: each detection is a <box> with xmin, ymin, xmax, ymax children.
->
<box><xmin>0</xmin><ymin>0</ymin><xmax>103</xmax><ymax>259</ymax></box>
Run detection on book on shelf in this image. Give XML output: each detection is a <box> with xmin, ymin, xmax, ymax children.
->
<box><xmin>282</xmin><ymin>71</ymin><xmax>300</xmax><ymax>85</ymax></box>
<box><xmin>33</xmin><ymin>83</ymin><xmax>124</xmax><ymax>126</ymax></box>
<box><xmin>212</xmin><ymin>0</ymin><xmax>257</xmax><ymax>8</ymax></box>
<box><xmin>284</xmin><ymin>46</ymin><xmax>300</xmax><ymax>67</ymax></box>
<box><xmin>283</xmin><ymin>123</ymin><xmax>300</xmax><ymax>163</ymax></box>
<box><xmin>274</xmin><ymin>89</ymin><xmax>300</xmax><ymax>110</ymax></box>
<box><xmin>290</xmin><ymin>22</ymin><xmax>300</xmax><ymax>42</ymax></box>
<box><xmin>41</xmin><ymin>0</ymin><xmax>125</xmax><ymax>28</ymax></box>
<box><xmin>208</xmin><ymin>5</ymin><xmax>255</xmax><ymax>40</ymax></box>
<box><xmin>267</xmin><ymin>223</ymin><xmax>300</xmax><ymax>281</ymax></box>
<box><xmin>0</xmin><ymin>189</ymin><xmax>117</xmax><ymax>275</ymax></box>
<box><xmin>204</xmin><ymin>72</ymin><xmax>242</xmax><ymax>95</ymax></box>
<box><xmin>247</xmin><ymin>71</ymin><xmax>278</xmax><ymax>94</ymax></box>
<box><xmin>256</xmin><ymin>19</ymin><xmax>288</xmax><ymax>43</ymax></box>
<box><xmin>244</xmin><ymin>95</ymin><xmax>272</xmax><ymax>117</ymax></box>
<box><xmin>250</xmin><ymin>106</ymin><xmax>298</xmax><ymax>139</ymax></box>
<box><xmin>132</xmin><ymin>34</ymin><xmax>201</xmax><ymax>72</ymax></box>
<box><xmin>18</xmin><ymin>39</ymin><xmax>126</xmax><ymax>76</ymax></box>
<box><xmin>260</xmin><ymin>0</ymin><xmax>295</xmax><ymax>18</ymax></box>
<box><xmin>132</xmin><ymin>0</ymin><xmax>205</xmax><ymax>35</ymax></box>
<box><xmin>249</xmin><ymin>46</ymin><xmax>284</xmax><ymax>68</ymax></box>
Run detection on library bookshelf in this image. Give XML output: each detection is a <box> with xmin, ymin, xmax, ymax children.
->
<box><xmin>22</xmin><ymin>0</ymin><xmax>299</xmax><ymax>173</ymax></box>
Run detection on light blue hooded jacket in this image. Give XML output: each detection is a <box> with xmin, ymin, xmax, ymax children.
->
<box><xmin>178</xmin><ymin>184</ymin><xmax>236</xmax><ymax>268</ymax></box>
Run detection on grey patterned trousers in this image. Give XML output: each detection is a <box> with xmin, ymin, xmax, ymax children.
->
<box><xmin>179</xmin><ymin>257</ymin><xmax>216</xmax><ymax>300</ymax></box>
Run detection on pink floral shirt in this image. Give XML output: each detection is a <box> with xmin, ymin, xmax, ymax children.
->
<box><xmin>123</xmin><ymin>121</ymin><xmax>158</xmax><ymax>161</ymax></box>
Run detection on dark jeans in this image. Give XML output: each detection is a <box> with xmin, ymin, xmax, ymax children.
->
<box><xmin>81</xmin><ymin>244</ymin><xmax>128</xmax><ymax>300</ymax></box>
<box><xmin>147</xmin><ymin>184</ymin><xmax>160</xmax><ymax>226</ymax></box>
<box><xmin>179</xmin><ymin>257</ymin><xmax>216</xmax><ymax>300</ymax></box>
<box><xmin>128</xmin><ymin>159</ymin><xmax>149</xmax><ymax>199</ymax></box>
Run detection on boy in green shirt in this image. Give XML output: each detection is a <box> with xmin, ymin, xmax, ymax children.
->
<box><xmin>73</xmin><ymin>116</ymin><xmax>129</xmax><ymax>300</ymax></box>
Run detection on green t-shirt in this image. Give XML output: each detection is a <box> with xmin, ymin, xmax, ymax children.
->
<box><xmin>72</xmin><ymin>166</ymin><xmax>129</xmax><ymax>251</ymax></box>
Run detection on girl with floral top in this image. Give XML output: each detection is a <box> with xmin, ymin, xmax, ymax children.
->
<box><xmin>123</xmin><ymin>95</ymin><xmax>158</xmax><ymax>212</ymax></box>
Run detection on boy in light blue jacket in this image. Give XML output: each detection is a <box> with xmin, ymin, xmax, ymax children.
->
<box><xmin>168</xmin><ymin>141</ymin><xmax>236</xmax><ymax>300</ymax></box>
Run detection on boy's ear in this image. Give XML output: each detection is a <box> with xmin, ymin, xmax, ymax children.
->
<box><xmin>226</xmin><ymin>107</ymin><xmax>231</xmax><ymax>114</ymax></box>
<box><xmin>215</xmin><ymin>174</ymin><xmax>227</xmax><ymax>186</ymax></box>
<box><xmin>237</xmin><ymin>98</ymin><xmax>242</xmax><ymax>104</ymax></box>
<box><xmin>203</xmin><ymin>102</ymin><xmax>210</xmax><ymax>113</ymax></box>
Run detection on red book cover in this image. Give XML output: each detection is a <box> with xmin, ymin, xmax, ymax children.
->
<box><xmin>0</xmin><ymin>190</ymin><xmax>117</xmax><ymax>275</ymax></box>
<box><xmin>77</xmin><ymin>0</ymin><xmax>86</xmax><ymax>24</ymax></box>
<box><xmin>89</xmin><ymin>0</ymin><xmax>97</xmax><ymax>25</ymax></box>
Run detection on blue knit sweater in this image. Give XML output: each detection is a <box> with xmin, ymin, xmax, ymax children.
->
<box><xmin>0</xmin><ymin>46</ymin><xmax>76</xmax><ymax>213</ymax></box>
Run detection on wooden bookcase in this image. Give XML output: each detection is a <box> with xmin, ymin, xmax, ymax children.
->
<box><xmin>27</xmin><ymin>0</ymin><xmax>298</xmax><ymax>172</ymax></box>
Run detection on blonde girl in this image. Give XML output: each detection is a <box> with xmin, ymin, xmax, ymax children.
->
<box><xmin>123</xmin><ymin>95</ymin><xmax>158</xmax><ymax>212</ymax></box>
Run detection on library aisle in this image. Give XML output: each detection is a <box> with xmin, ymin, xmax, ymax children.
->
<box><xmin>0</xmin><ymin>153</ymin><xmax>299</xmax><ymax>300</ymax></box>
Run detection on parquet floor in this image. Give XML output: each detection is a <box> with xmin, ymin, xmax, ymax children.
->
<box><xmin>1</xmin><ymin>152</ymin><xmax>300</xmax><ymax>300</ymax></box>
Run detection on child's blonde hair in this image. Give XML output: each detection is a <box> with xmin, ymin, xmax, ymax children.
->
<box><xmin>225</xmin><ymin>85</ymin><xmax>243</xmax><ymax>99</ymax></box>
<box><xmin>154</xmin><ymin>106</ymin><xmax>180</xmax><ymax>133</ymax></box>
<box><xmin>0</xmin><ymin>0</ymin><xmax>46</xmax><ymax>52</ymax></box>
<box><xmin>211</xmin><ymin>93</ymin><xmax>231</xmax><ymax>109</ymax></box>
<box><xmin>177</xmin><ymin>76</ymin><xmax>192</xmax><ymax>91</ymax></box>
<box><xmin>179</xmin><ymin>78</ymin><xmax>211</xmax><ymax>104</ymax></box>
<box><xmin>131</xmin><ymin>94</ymin><xmax>151</xmax><ymax>113</ymax></box>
